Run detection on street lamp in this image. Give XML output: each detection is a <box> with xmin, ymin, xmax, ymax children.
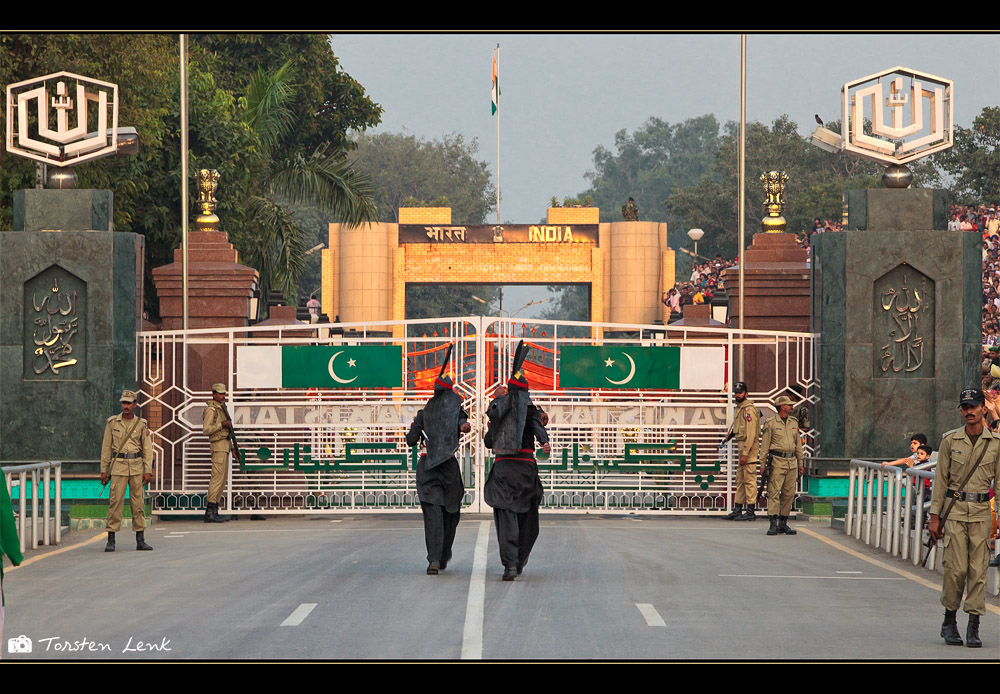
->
<box><xmin>687</xmin><ymin>228</ymin><xmax>704</xmax><ymax>258</ymax></box>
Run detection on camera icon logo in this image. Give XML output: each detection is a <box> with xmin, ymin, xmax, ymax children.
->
<box><xmin>8</xmin><ymin>635</ymin><xmax>32</xmax><ymax>653</ymax></box>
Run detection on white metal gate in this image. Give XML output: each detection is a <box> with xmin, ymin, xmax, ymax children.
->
<box><xmin>140</xmin><ymin>317</ymin><xmax>817</xmax><ymax>515</ymax></box>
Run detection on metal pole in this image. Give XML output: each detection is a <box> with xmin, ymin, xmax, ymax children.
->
<box><xmin>180</xmin><ymin>34</ymin><xmax>190</xmax><ymax>392</ymax></box>
<box><xmin>43</xmin><ymin>464</ymin><xmax>51</xmax><ymax>546</ymax></box>
<box><xmin>495</xmin><ymin>43</ymin><xmax>501</xmax><ymax>230</ymax></box>
<box><xmin>738</xmin><ymin>34</ymin><xmax>746</xmax><ymax>382</ymax></box>
<box><xmin>55</xmin><ymin>462</ymin><xmax>62</xmax><ymax>545</ymax></box>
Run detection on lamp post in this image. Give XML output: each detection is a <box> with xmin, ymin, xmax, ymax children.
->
<box><xmin>687</xmin><ymin>228</ymin><xmax>704</xmax><ymax>259</ymax></box>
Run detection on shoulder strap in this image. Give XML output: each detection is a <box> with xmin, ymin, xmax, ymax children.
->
<box><xmin>937</xmin><ymin>435</ymin><xmax>991</xmax><ymax>524</ymax></box>
<box><xmin>109</xmin><ymin>417</ymin><xmax>142</xmax><ymax>468</ymax></box>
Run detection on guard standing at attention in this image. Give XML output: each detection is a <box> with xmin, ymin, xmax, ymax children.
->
<box><xmin>203</xmin><ymin>383</ymin><xmax>234</xmax><ymax>523</ymax></box>
<box><xmin>928</xmin><ymin>388</ymin><xmax>1000</xmax><ymax>648</ymax></box>
<box><xmin>101</xmin><ymin>390</ymin><xmax>154</xmax><ymax>551</ymax></box>
<box><xmin>759</xmin><ymin>395</ymin><xmax>803</xmax><ymax>536</ymax></box>
<box><xmin>724</xmin><ymin>382</ymin><xmax>761</xmax><ymax>521</ymax></box>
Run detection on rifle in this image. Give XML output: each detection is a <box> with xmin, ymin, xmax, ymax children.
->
<box><xmin>219</xmin><ymin>401</ymin><xmax>241</xmax><ymax>462</ymax></box>
<box><xmin>920</xmin><ymin>441</ymin><xmax>989</xmax><ymax>568</ymax></box>
<box><xmin>757</xmin><ymin>453</ymin><xmax>773</xmax><ymax>506</ymax></box>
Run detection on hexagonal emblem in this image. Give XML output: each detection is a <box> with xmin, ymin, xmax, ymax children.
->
<box><xmin>842</xmin><ymin>66</ymin><xmax>953</xmax><ymax>165</ymax></box>
<box><xmin>5</xmin><ymin>71</ymin><xmax>118</xmax><ymax>167</ymax></box>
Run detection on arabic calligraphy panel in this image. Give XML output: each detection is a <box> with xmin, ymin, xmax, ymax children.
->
<box><xmin>872</xmin><ymin>264</ymin><xmax>933</xmax><ymax>378</ymax></box>
<box><xmin>23</xmin><ymin>265</ymin><xmax>87</xmax><ymax>380</ymax></box>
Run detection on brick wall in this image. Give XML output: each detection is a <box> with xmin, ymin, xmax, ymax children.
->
<box><xmin>547</xmin><ymin>207</ymin><xmax>600</xmax><ymax>224</ymax></box>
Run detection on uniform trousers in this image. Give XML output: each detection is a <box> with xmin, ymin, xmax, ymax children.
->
<box><xmin>493</xmin><ymin>507</ymin><xmax>540</xmax><ymax>571</ymax></box>
<box><xmin>420</xmin><ymin>502</ymin><xmax>460</xmax><ymax>564</ymax></box>
<box><xmin>734</xmin><ymin>462</ymin><xmax>758</xmax><ymax>505</ymax></box>
<box><xmin>941</xmin><ymin>517</ymin><xmax>990</xmax><ymax>615</ymax></box>
<box><xmin>107</xmin><ymin>474</ymin><xmax>146</xmax><ymax>532</ymax></box>
<box><xmin>207</xmin><ymin>444</ymin><xmax>229</xmax><ymax>504</ymax></box>
<box><xmin>767</xmin><ymin>461</ymin><xmax>797</xmax><ymax>516</ymax></box>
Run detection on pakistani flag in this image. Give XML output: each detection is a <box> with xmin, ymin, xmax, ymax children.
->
<box><xmin>491</xmin><ymin>50</ymin><xmax>500</xmax><ymax>115</ymax></box>
<box><xmin>237</xmin><ymin>346</ymin><xmax>403</xmax><ymax>389</ymax></box>
<box><xmin>559</xmin><ymin>345</ymin><xmax>724</xmax><ymax>390</ymax></box>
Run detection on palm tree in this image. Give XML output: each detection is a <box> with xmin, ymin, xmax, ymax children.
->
<box><xmin>238</xmin><ymin>61</ymin><xmax>376</xmax><ymax>316</ymax></box>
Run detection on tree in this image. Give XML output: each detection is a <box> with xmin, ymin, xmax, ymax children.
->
<box><xmin>191</xmin><ymin>34</ymin><xmax>383</xmax><ymax>154</ymax></box>
<box><xmin>349</xmin><ymin>132</ymin><xmax>496</xmax><ymax>223</ymax></box>
<box><xmin>231</xmin><ymin>62</ymin><xmax>377</xmax><ymax>313</ymax></box>
<box><xmin>577</xmin><ymin>115</ymin><xmax>721</xmax><ymax>228</ymax></box>
<box><xmin>666</xmin><ymin>115</ymin><xmax>936</xmax><ymax>260</ymax></box>
<box><xmin>934</xmin><ymin>106</ymin><xmax>1000</xmax><ymax>204</ymax></box>
<box><xmin>0</xmin><ymin>34</ymin><xmax>383</xmax><ymax>318</ymax></box>
<box><xmin>0</xmin><ymin>34</ymin><xmax>176</xmax><ymax>232</ymax></box>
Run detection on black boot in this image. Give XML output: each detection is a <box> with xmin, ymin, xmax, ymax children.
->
<box><xmin>966</xmin><ymin>614</ymin><xmax>982</xmax><ymax>648</ymax></box>
<box><xmin>735</xmin><ymin>506</ymin><xmax>756</xmax><ymax>521</ymax></box>
<box><xmin>724</xmin><ymin>504</ymin><xmax>743</xmax><ymax>520</ymax></box>
<box><xmin>213</xmin><ymin>503</ymin><xmax>230</xmax><ymax>522</ymax></box>
<box><xmin>766</xmin><ymin>516</ymin><xmax>779</xmax><ymax>535</ymax></box>
<box><xmin>204</xmin><ymin>502</ymin><xmax>226</xmax><ymax>524</ymax></box>
<box><xmin>941</xmin><ymin>610</ymin><xmax>963</xmax><ymax>645</ymax></box>
<box><xmin>502</xmin><ymin>566</ymin><xmax>517</xmax><ymax>581</ymax></box>
<box><xmin>135</xmin><ymin>531</ymin><xmax>153</xmax><ymax>551</ymax></box>
<box><xmin>426</xmin><ymin>561</ymin><xmax>440</xmax><ymax>575</ymax></box>
<box><xmin>105</xmin><ymin>531</ymin><xmax>115</xmax><ymax>552</ymax></box>
<box><xmin>778</xmin><ymin>516</ymin><xmax>797</xmax><ymax>535</ymax></box>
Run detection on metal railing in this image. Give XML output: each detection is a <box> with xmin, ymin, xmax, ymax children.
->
<box><xmin>846</xmin><ymin>460</ymin><xmax>907</xmax><ymax>557</ymax></box>
<box><xmin>2</xmin><ymin>461</ymin><xmax>62</xmax><ymax>554</ymax></box>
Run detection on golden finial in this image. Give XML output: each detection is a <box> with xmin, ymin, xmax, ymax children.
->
<box><xmin>193</xmin><ymin>169</ymin><xmax>221</xmax><ymax>232</ymax></box>
<box><xmin>760</xmin><ymin>170</ymin><xmax>788</xmax><ymax>234</ymax></box>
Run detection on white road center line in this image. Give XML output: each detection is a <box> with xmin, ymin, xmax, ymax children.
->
<box><xmin>836</xmin><ymin>571</ymin><xmax>863</xmax><ymax>574</ymax></box>
<box><xmin>635</xmin><ymin>603</ymin><xmax>666</xmax><ymax>627</ymax></box>
<box><xmin>461</xmin><ymin>520</ymin><xmax>491</xmax><ymax>660</ymax></box>
<box><xmin>280</xmin><ymin>603</ymin><xmax>317</xmax><ymax>627</ymax></box>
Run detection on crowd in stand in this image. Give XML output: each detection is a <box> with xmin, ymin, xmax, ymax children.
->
<box><xmin>663</xmin><ymin>254</ymin><xmax>737</xmax><ymax>318</ymax></box>
<box><xmin>667</xmin><ymin>205</ymin><xmax>1000</xmax><ymax>337</ymax></box>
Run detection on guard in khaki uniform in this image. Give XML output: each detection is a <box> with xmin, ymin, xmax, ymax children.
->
<box><xmin>203</xmin><ymin>383</ymin><xmax>234</xmax><ymax>523</ymax></box>
<box><xmin>758</xmin><ymin>395</ymin><xmax>803</xmax><ymax>536</ymax></box>
<box><xmin>101</xmin><ymin>390</ymin><xmax>154</xmax><ymax>551</ymax></box>
<box><xmin>928</xmin><ymin>388</ymin><xmax>1000</xmax><ymax>648</ymax></box>
<box><xmin>724</xmin><ymin>382</ymin><xmax>761</xmax><ymax>521</ymax></box>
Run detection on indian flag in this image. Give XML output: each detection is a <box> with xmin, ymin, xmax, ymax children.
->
<box><xmin>237</xmin><ymin>345</ymin><xmax>403</xmax><ymax>389</ymax></box>
<box><xmin>491</xmin><ymin>50</ymin><xmax>500</xmax><ymax>116</ymax></box>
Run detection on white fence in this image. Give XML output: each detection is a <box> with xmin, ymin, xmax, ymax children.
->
<box><xmin>845</xmin><ymin>459</ymin><xmax>1000</xmax><ymax>595</ymax></box>
<box><xmin>2</xmin><ymin>461</ymin><xmax>62</xmax><ymax>553</ymax></box>
<box><xmin>138</xmin><ymin>317</ymin><xmax>817</xmax><ymax>515</ymax></box>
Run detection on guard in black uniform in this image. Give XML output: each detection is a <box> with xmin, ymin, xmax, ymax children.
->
<box><xmin>406</xmin><ymin>345</ymin><xmax>470</xmax><ymax>575</ymax></box>
<box><xmin>483</xmin><ymin>341</ymin><xmax>550</xmax><ymax>581</ymax></box>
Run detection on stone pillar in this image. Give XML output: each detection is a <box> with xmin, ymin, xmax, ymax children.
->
<box><xmin>606</xmin><ymin>221</ymin><xmax>670</xmax><ymax>325</ymax></box>
<box><xmin>151</xmin><ymin>229</ymin><xmax>258</xmax><ymax>391</ymax></box>
<box><xmin>1</xmin><ymin>189</ymin><xmax>142</xmax><ymax>463</ymax></box>
<box><xmin>722</xmin><ymin>171</ymin><xmax>810</xmax><ymax>395</ymax></box>
<box><xmin>811</xmin><ymin>188</ymin><xmax>973</xmax><ymax>459</ymax></box>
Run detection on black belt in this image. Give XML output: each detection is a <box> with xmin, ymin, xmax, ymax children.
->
<box><xmin>769</xmin><ymin>450</ymin><xmax>796</xmax><ymax>457</ymax></box>
<box><xmin>113</xmin><ymin>451</ymin><xmax>142</xmax><ymax>460</ymax></box>
<box><xmin>945</xmin><ymin>489</ymin><xmax>991</xmax><ymax>503</ymax></box>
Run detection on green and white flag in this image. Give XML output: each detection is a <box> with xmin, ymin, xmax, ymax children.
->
<box><xmin>237</xmin><ymin>345</ymin><xmax>403</xmax><ymax>389</ymax></box>
<box><xmin>559</xmin><ymin>345</ymin><xmax>724</xmax><ymax>390</ymax></box>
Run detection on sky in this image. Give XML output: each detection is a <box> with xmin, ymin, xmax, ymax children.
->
<box><xmin>331</xmin><ymin>33</ymin><xmax>1000</xmax><ymax>316</ymax></box>
<box><xmin>333</xmin><ymin>33</ymin><xmax>999</xmax><ymax>222</ymax></box>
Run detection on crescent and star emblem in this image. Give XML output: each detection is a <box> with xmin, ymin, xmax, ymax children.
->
<box><xmin>328</xmin><ymin>351</ymin><xmax>358</xmax><ymax>384</ymax></box>
<box><xmin>605</xmin><ymin>352</ymin><xmax>636</xmax><ymax>385</ymax></box>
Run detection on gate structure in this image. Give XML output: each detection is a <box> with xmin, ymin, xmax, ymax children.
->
<box><xmin>140</xmin><ymin>318</ymin><xmax>817</xmax><ymax>515</ymax></box>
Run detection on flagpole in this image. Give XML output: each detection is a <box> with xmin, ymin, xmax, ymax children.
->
<box><xmin>738</xmin><ymin>34</ymin><xmax>746</xmax><ymax>383</ymax></box>
<box><xmin>495</xmin><ymin>43</ymin><xmax>502</xmax><ymax>320</ymax></box>
<box><xmin>180</xmin><ymin>33</ymin><xmax>190</xmax><ymax>393</ymax></box>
